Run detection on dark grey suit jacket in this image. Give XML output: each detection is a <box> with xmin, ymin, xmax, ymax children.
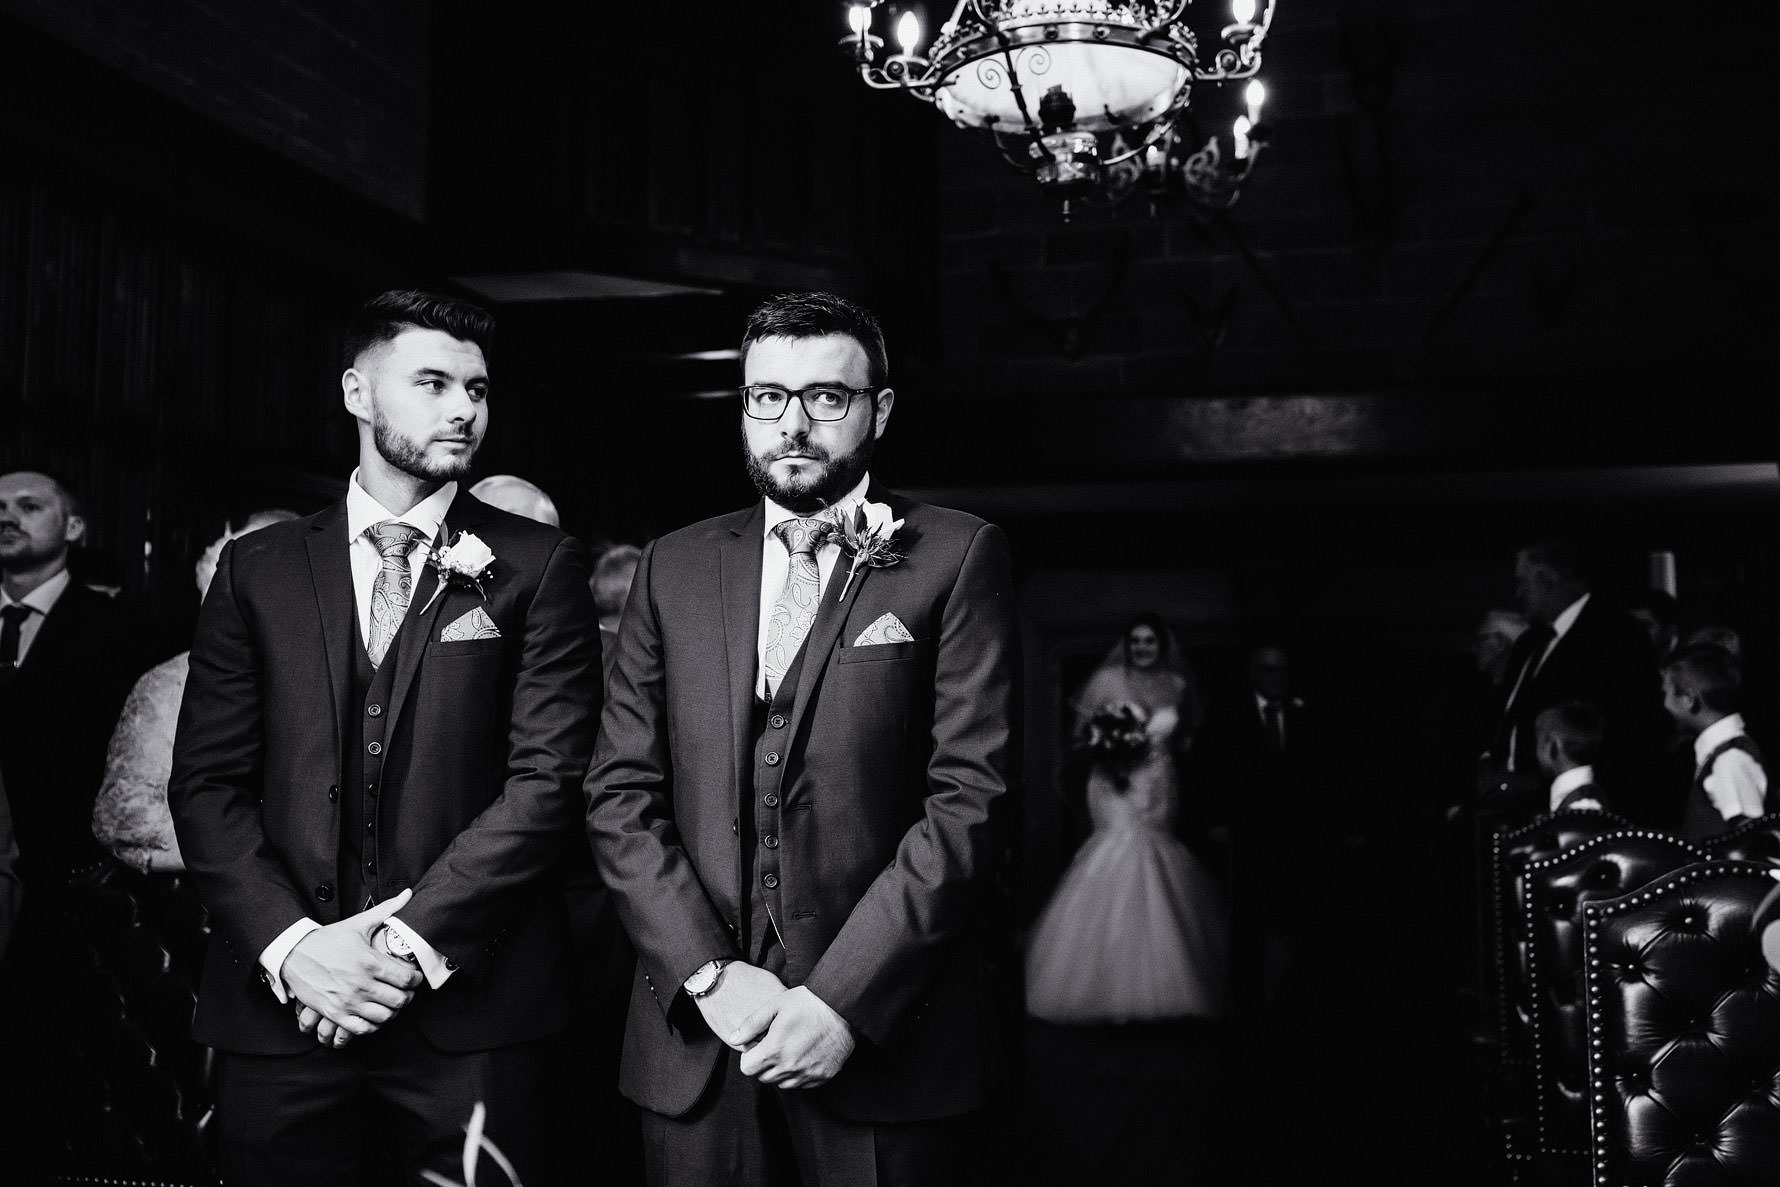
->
<box><xmin>170</xmin><ymin>491</ymin><xmax>601</xmax><ymax>1054</ymax></box>
<box><xmin>586</xmin><ymin>489</ymin><xmax>1021</xmax><ymax>1122</ymax></box>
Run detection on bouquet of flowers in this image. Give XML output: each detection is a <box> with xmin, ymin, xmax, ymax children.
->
<box><xmin>1078</xmin><ymin>700</ymin><xmax>1154</xmax><ymax>788</ymax></box>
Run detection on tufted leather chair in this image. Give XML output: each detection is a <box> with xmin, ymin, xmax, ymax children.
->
<box><xmin>1703</xmin><ymin>811</ymin><xmax>1780</xmax><ymax>864</ymax></box>
<box><xmin>1489</xmin><ymin>811</ymin><xmax>1632</xmax><ymax>1069</ymax></box>
<box><xmin>1521</xmin><ymin>830</ymin><xmax>1703</xmax><ymax>1158</ymax></box>
<box><xmin>1582</xmin><ymin>859</ymin><xmax>1780</xmax><ymax>1186</ymax></box>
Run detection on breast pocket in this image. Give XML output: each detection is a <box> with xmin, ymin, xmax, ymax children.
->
<box><xmin>430</xmin><ymin>638</ymin><xmax>505</xmax><ymax>661</ymax></box>
<box><xmin>837</xmin><ymin>638</ymin><xmax>928</xmax><ymax>665</ymax></box>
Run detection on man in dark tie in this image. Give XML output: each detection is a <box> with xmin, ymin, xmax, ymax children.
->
<box><xmin>1479</xmin><ymin>540</ymin><xmax>1661</xmax><ymax>827</ymax></box>
<box><xmin>586</xmin><ymin>290</ymin><xmax>1022</xmax><ymax>1187</ymax></box>
<box><xmin>169</xmin><ymin>290</ymin><xmax>601</xmax><ymax>1185</ymax></box>
<box><xmin>0</xmin><ymin>467</ymin><xmax>149</xmax><ymax>1173</ymax></box>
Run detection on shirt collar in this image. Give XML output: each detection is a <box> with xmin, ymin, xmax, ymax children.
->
<box><xmin>761</xmin><ymin>472</ymin><xmax>872</xmax><ymax>538</ymax></box>
<box><xmin>1550</xmin><ymin>765</ymin><xmax>1595</xmax><ymax>806</ymax></box>
<box><xmin>1549</xmin><ymin>592</ymin><xmax>1589</xmax><ymax>641</ymax></box>
<box><xmin>1695</xmin><ymin>713</ymin><xmax>1748</xmax><ymax>763</ymax></box>
<box><xmin>346</xmin><ymin>470</ymin><xmax>457</xmax><ymax>546</ymax></box>
<box><xmin>1</xmin><ymin>567</ymin><xmax>72</xmax><ymax>616</ymax></box>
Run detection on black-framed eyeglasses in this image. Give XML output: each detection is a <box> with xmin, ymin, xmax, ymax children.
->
<box><xmin>741</xmin><ymin>384</ymin><xmax>877</xmax><ymax>422</ymax></box>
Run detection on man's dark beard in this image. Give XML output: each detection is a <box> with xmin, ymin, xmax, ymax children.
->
<box><xmin>743</xmin><ymin>430</ymin><xmax>874</xmax><ymax>514</ymax></box>
<box><xmin>374</xmin><ymin>408</ymin><xmax>477</xmax><ymax>482</ymax></box>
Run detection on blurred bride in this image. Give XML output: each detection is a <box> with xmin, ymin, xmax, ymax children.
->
<box><xmin>1067</xmin><ymin>614</ymin><xmax>1204</xmax><ymax>751</ymax></box>
<box><xmin>1026</xmin><ymin>617</ymin><xmax>1227</xmax><ymax>1023</ymax></box>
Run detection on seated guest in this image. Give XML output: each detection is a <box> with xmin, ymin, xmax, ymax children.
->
<box><xmin>1662</xmin><ymin>642</ymin><xmax>1772</xmax><ymax>841</ymax></box>
<box><xmin>1533</xmin><ymin>701</ymin><xmax>1608</xmax><ymax>813</ymax></box>
<box><xmin>92</xmin><ymin>509</ymin><xmax>296</xmax><ymax>872</ymax></box>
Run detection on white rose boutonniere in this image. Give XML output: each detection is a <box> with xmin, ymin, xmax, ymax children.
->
<box><xmin>419</xmin><ymin>529</ymin><xmax>495</xmax><ymax>614</ymax></box>
<box><xmin>828</xmin><ymin>499</ymin><xmax>907</xmax><ymax>601</ymax></box>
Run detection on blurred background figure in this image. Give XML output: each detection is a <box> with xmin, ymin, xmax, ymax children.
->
<box><xmin>1473</xmin><ymin>608</ymin><xmax>1529</xmax><ymax>695</ymax></box>
<box><xmin>1627</xmin><ymin>588</ymin><xmax>1681</xmax><ymax>662</ymax></box>
<box><xmin>91</xmin><ymin>509</ymin><xmax>297</xmax><ymax>873</ymax></box>
<box><xmin>1025</xmin><ymin>696</ymin><xmax>1228</xmax><ymax>1025</ymax></box>
<box><xmin>470</xmin><ymin>472</ymin><xmax>560</xmax><ymax>527</ymax></box>
<box><xmin>591</xmin><ymin>543</ymin><xmax>642</xmax><ymax>690</ymax></box>
<box><xmin>1534</xmin><ymin>700</ymin><xmax>1608</xmax><ymax>814</ymax></box>
<box><xmin>1661</xmin><ymin>641</ymin><xmax>1772</xmax><ymax>841</ymax></box>
<box><xmin>1068</xmin><ymin>613</ymin><xmax>1205</xmax><ymax>750</ymax></box>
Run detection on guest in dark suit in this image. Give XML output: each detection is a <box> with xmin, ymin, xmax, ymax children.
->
<box><xmin>169</xmin><ymin>290</ymin><xmax>602</xmax><ymax>1186</ymax></box>
<box><xmin>585</xmin><ymin>291</ymin><xmax>1021</xmax><ymax>1187</ymax></box>
<box><xmin>0</xmin><ymin>468</ymin><xmax>146</xmax><ymax>885</ymax></box>
<box><xmin>0</xmin><ymin>467</ymin><xmax>149</xmax><ymax>1174</ymax></box>
<box><xmin>1481</xmin><ymin>540</ymin><xmax>1662</xmax><ymax>827</ymax></box>
<box><xmin>592</xmin><ymin>542</ymin><xmax>642</xmax><ymax>693</ymax></box>
<box><xmin>0</xmin><ymin>772</ymin><xmax>18</xmax><ymax>965</ymax></box>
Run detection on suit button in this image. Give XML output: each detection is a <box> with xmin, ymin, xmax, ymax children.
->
<box><xmin>327</xmin><ymin>785</ymin><xmax>339</xmax><ymax>803</ymax></box>
<box><xmin>769</xmin><ymin>714</ymin><xmax>786</xmax><ymax>729</ymax></box>
<box><xmin>367</xmin><ymin>741</ymin><xmax>383</xmax><ymax>755</ymax></box>
<box><xmin>762</xmin><ymin>873</ymin><xmax>779</xmax><ymax>889</ymax></box>
<box><xmin>731</xmin><ymin>819</ymin><xmax>739</xmax><ymax>835</ymax></box>
<box><xmin>763</xmin><ymin>793</ymin><xmax>778</xmax><ymax>808</ymax></box>
<box><xmin>315</xmin><ymin>883</ymin><xmax>335</xmax><ymax>902</ymax></box>
<box><xmin>366</xmin><ymin>860</ymin><xmax>377</xmax><ymax>874</ymax></box>
<box><xmin>366</xmin><ymin>821</ymin><xmax>376</xmax><ymax>833</ymax></box>
<box><xmin>367</xmin><ymin>703</ymin><xmax>383</xmax><ymax>717</ymax></box>
<box><xmin>764</xmin><ymin>752</ymin><xmax>780</xmax><ymax>766</ymax></box>
<box><xmin>763</xmin><ymin>835</ymin><xmax>779</xmax><ymax>849</ymax></box>
<box><xmin>368</xmin><ymin>782</ymin><xmax>378</xmax><ymax>796</ymax></box>
<box><xmin>445</xmin><ymin>958</ymin><xmax>458</xmax><ymax>971</ymax></box>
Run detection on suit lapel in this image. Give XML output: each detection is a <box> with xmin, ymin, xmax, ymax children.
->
<box><xmin>382</xmin><ymin>492</ymin><xmax>478</xmax><ymax>733</ymax></box>
<box><xmin>784</xmin><ymin>494</ymin><xmax>902</xmax><ymax>739</ymax></box>
<box><xmin>720</xmin><ymin>505</ymin><xmax>766</xmax><ymax>784</ymax></box>
<box><xmin>305</xmin><ymin>503</ymin><xmax>356</xmax><ymax>755</ymax></box>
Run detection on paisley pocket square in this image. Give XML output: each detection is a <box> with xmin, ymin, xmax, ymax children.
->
<box><xmin>441</xmin><ymin>605</ymin><xmax>501</xmax><ymax>641</ymax></box>
<box><xmin>852</xmin><ymin>612</ymin><xmax>914</xmax><ymax>647</ymax></box>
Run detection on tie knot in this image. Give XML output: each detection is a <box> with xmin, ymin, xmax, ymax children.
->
<box><xmin>774</xmin><ymin>518</ymin><xmax>829</xmax><ymax>558</ymax></box>
<box><xmin>0</xmin><ymin>604</ymin><xmax>29</xmax><ymax>625</ymax></box>
<box><xmin>369</xmin><ymin>521</ymin><xmax>423</xmax><ymax>558</ymax></box>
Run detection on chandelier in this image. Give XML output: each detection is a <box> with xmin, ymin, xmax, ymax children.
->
<box><xmin>842</xmin><ymin>1</ymin><xmax>1276</xmax><ymax>217</ymax></box>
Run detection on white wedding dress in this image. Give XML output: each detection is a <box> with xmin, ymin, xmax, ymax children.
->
<box><xmin>1024</xmin><ymin>708</ymin><xmax>1230</xmax><ymax>1023</ymax></box>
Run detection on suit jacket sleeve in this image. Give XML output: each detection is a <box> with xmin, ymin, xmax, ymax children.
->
<box><xmin>584</xmin><ymin>540</ymin><xmax>738</xmax><ymax>1004</ymax></box>
<box><xmin>803</xmin><ymin>521</ymin><xmax>1021</xmax><ymax>1044</ymax></box>
<box><xmin>169</xmin><ymin>539</ymin><xmax>316</xmax><ymax>965</ymax></box>
<box><xmin>399</xmin><ymin>535</ymin><xmax>601</xmax><ymax>965</ymax></box>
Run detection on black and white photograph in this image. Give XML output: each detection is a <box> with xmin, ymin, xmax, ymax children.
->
<box><xmin>2</xmin><ymin>2</ymin><xmax>1777</xmax><ymax>1185</ymax></box>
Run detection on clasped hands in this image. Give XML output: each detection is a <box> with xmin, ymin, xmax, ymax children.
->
<box><xmin>283</xmin><ymin>889</ymin><xmax>424</xmax><ymax>1049</ymax></box>
<box><xmin>693</xmin><ymin>961</ymin><xmax>855</xmax><ymax>1089</ymax></box>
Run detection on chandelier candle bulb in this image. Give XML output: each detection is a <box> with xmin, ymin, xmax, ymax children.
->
<box><xmin>897</xmin><ymin>11</ymin><xmax>921</xmax><ymax>54</ymax></box>
<box><xmin>1245</xmin><ymin>78</ymin><xmax>1266</xmax><ymax>125</ymax></box>
<box><xmin>1233</xmin><ymin>114</ymin><xmax>1252</xmax><ymax>159</ymax></box>
<box><xmin>1233</xmin><ymin>0</ymin><xmax>1257</xmax><ymax>26</ymax></box>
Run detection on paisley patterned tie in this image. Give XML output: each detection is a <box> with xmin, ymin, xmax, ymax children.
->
<box><xmin>761</xmin><ymin>518</ymin><xmax>828</xmax><ymax>698</ymax></box>
<box><xmin>367</xmin><ymin>521</ymin><xmax>424</xmax><ymax>667</ymax></box>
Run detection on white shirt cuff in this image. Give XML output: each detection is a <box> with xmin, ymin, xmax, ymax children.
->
<box><xmin>260</xmin><ymin>917</ymin><xmax>322</xmax><ymax>1004</ymax></box>
<box><xmin>386</xmin><ymin>917</ymin><xmax>453</xmax><ymax>989</ymax></box>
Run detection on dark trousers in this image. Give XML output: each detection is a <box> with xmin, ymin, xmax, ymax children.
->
<box><xmin>214</xmin><ymin>1015</ymin><xmax>561</xmax><ymax>1187</ymax></box>
<box><xmin>638</xmin><ymin>1051</ymin><xmax>979</xmax><ymax>1187</ymax></box>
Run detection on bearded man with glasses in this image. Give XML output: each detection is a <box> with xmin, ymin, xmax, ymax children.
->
<box><xmin>587</xmin><ymin>290</ymin><xmax>1022</xmax><ymax>1186</ymax></box>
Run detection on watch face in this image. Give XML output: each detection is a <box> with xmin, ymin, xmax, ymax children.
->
<box><xmin>382</xmin><ymin>927</ymin><xmax>412</xmax><ymax>957</ymax></box>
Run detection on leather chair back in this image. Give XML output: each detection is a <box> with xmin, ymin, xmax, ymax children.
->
<box><xmin>1582</xmin><ymin>859</ymin><xmax>1780</xmax><ymax>1186</ymax></box>
<box><xmin>1703</xmin><ymin>811</ymin><xmax>1780</xmax><ymax>864</ymax></box>
<box><xmin>1489</xmin><ymin>810</ymin><xmax>1631</xmax><ymax>1065</ymax></box>
<box><xmin>1521</xmin><ymin>830</ymin><xmax>1703</xmax><ymax>1155</ymax></box>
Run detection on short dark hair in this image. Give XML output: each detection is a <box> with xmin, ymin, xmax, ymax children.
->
<box><xmin>1518</xmin><ymin>540</ymin><xmax>1591</xmax><ymax>586</ymax></box>
<box><xmin>591</xmin><ymin>543</ymin><xmax>643</xmax><ymax>618</ymax></box>
<box><xmin>342</xmin><ymin>289</ymin><xmax>495</xmax><ymax>371</ymax></box>
<box><xmin>1535</xmin><ymin>700</ymin><xmax>1604</xmax><ymax>765</ymax></box>
<box><xmin>1664</xmin><ymin>642</ymin><xmax>1743</xmax><ymax>713</ymax></box>
<box><xmin>740</xmin><ymin>291</ymin><xmax>888</xmax><ymax>388</ymax></box>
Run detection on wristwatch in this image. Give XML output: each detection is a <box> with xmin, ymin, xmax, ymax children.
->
<box><xmin>683</xmin><ymin>959</ymin><xmax>729</xmax><ymax>999</ymax></box>
<box><xmin>378</xmin><ymin>924</ymin><xmax>419</xmax><ymax>964</ymax></box>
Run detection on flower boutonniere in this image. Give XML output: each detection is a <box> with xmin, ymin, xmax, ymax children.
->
<box><xmin>419</xmin><ymin>529</ymin><xmax>495</xmax><ymax>614</ymax></box>
<box><xmin>828</xmin><ymin>500</ymin><xmax>907</xmax><ymax>601</ymax></box>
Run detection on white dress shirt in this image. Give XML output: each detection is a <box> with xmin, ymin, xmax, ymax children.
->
<box><xmin>260</xmin><ymin>474</ymin><xmax>460</xmax><ymax>999</ymax></box>
<box><xmin>754</xmin><ymin>473</ymin><xmax>871</xmax><ymax>701</ymax></box>
<box><xmin>0</xmin><ymin>567</ymin><xmax>71</xmax><ymax>666</ymax></box>
<box><xmin>1695</xmin><ymin>713</ymin><xmax>1768</xmax><ymax>823</ymax></box>
<box><xmin>1549</xmin><ymin>765</ymin><xmax>1603</xmax><ymax>813</ymax></box>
